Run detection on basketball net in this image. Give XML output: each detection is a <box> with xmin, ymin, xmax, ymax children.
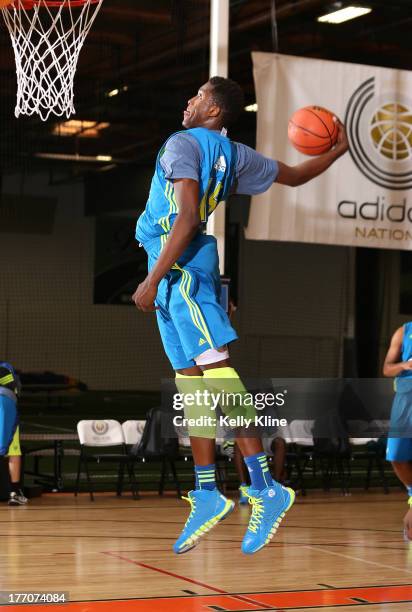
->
<box><xmin>1</xmin><ymin>0</ymin><xmax>104</xmax><ymax>121</ymax></box>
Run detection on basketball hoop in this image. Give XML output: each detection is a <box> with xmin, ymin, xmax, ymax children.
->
<box><xmin>1</xmin><ymin>0</ymin><xmax>104</xmax><ymax>121</ymax></box>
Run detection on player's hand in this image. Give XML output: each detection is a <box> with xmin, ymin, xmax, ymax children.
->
<box><xmin>402</xmin><ymin>361</ymin><xmax>412</xmax><ymax>371</ymax></box>
<box><xmin>132</xmin><ymin>277</ymin><xmax>159</xmax><ymax>312</ymax></box>
<box><xmin>404</xmin><ymin>507</ymin><xmax>412</xmax><ymax>541</ymax></box>
<box><xmin>333</xmin><ymin>117</ymin><xmax>349</xmax><ymax>157</ymax></box>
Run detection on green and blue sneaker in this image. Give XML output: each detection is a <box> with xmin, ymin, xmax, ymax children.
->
<box><xmin>239</xmin><ymin>484</ymin><xmax>250</xmax><ymax>505</ymax></box>
<box><xmin>173</xmin><ymin>488</ymin><xmax>235</xmax><ymax>554</ymax></box>
<box><xmin>241</xmin><ymin>482</ymin><xmax>295</xmax><ymax>555</ymax></box>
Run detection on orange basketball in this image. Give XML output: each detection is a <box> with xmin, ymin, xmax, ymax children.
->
<box><xmin>0</xmin><ymin>0</ymin><xmax>14</xmax><ymax>7</ymax></box>
<box><xmin>288</xmin><ymin>106</ymin><xmax>338</xmax><ymax>155</ymax></box>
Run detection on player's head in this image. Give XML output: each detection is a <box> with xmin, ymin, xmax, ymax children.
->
<box><xmin>0</xmin><ymin>362</ymin><xmax>19</xmax><ymax>395</ymax></box>
<box><xmin>182</xmin><ymin>77</ymin><xmax>244</xmax><ymax>130</ymax></box>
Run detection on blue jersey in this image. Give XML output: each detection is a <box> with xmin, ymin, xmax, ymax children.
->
<box><xmin>136</xmin><ymin>128</ymin><xmax>237</xmax><ymax>246</ymax></box>
<box><xmin>0</xmin><ymin>388</ymin><xmax>18</xmax><ymax>456</ymax></box>
<box><xmin>396</xmin><ymin>322</ymin><xmax>412</xmax><ymax>383</ymax></box>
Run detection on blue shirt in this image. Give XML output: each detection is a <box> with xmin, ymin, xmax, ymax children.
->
<box><xmin>398</xmin><ymin>322</ymin><xmax>412</xmax><ymax>380</ymax></box>
<box><xmin>160</xmin><ymin>131</ymin><xmax>278</xmax><ymax>195</ymax></box>
<box><xmin>135</xmin><ymin>129</ymin><xmax>278</xmax><ymax>245</ymax></box>
<box><xmin>0</xmin><ymin>390</ymin><xmax>17</xmax><ymax>455</ymax></box>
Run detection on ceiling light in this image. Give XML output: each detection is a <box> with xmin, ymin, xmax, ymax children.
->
<box><xmin>53</xmin><ymin>120</ymin><xmax>110</xmax><ymax>138</ymax></box>
<box><xmin>107</xmin><ymin>85</ymin><xmax>128</xmax><ymax>98</ymax></box>
<box><xmin>35</xmin><ymin>153</ymin><xmax>115</xmax><ymax>163</ymax></box>
<box><xmin>245</xmin><ymin>103</ymin><xmax>258</xmax><ymax>112</ymax></box>
<box><xmin>318</xmin><ymin>5</ymin><xmax>371</xmax><ymax>24</ymax></box>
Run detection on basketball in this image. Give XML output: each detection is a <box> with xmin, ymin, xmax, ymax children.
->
<box><xmin>288</xmin><ymin>106</ymin><xmax>338</xmax><ymax>155</ymax></box>
<box><xmin>0</xmin><ymin>0</ymin><xmax>14</xmax><ymax>7</ymax></box>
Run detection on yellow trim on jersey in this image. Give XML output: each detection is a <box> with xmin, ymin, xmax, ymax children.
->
<box><xmin>7</xmin><ymin>426</ymin><xmax>21</xmax><ymax>457</ymax></box>
<box><xmin>0</xmin><ymin>373</ymin><xmax>13</xmax><ymax>386</ymax></box>
<box><xmin>199</xmin><ymin>178</ymin><xmax>212</xmax><ymax>222</ymax></box>
<box><xmin>174</xmin><ymin>263</ymin><xmax>214</xmax><ymax>348</ymax></box>
<box><xmin>158</xmin><ymin>181</ymin><xmax>178</xmax><ymax>233</ymax></box>
<box><xmin>181</xmin><ymin>268</ymin><xmax>213</xmax><ymax>347</ymax></box>
<box><xmin>207</xmin><ymin>181</ymin><xmax>223</xmax><ymax>215</ymax></box>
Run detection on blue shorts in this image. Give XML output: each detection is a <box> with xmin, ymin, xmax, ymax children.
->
<box><xmin>145</xmin><ymin>233</ymin><xmax>238</xmax><ymax>370</ymax></box>
<box><xmin>386</xmin><ymin>387</ymin><xmax>412</xmax><ymax>461</ymax></box>
<box><xmin>386</xmin><ymin>438</ymin><xmax>412</xmax><ymax>462</ymax></box>
<box><xmin>0</xmin><ymin>393</ymin><xmax>18</xmax><ymax>456</ymax></box>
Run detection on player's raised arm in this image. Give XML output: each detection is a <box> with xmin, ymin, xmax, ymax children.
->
<box><xmin>383</xmin><ymin>326</ymin><xmax>411</xmax><ymax>377</ymax></box>
<box><xmin>276</xmin><ymin>120</ymin><xmax>349</xmax><ymax>187</ymax></box>
<box><xmin>132</xmin><ymin>178</ymin><xmax>200</xmax><ymax>312</ymax></box>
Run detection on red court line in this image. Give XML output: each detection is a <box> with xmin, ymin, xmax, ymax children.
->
<box><xmin>6</xmin><ymin>584</ymin><xmax>412</xmax><ymax>612</ymax></box>
<box><xmin>254</xmin><ymin>584</ymin><xmax>412</xmax><ymax>608</ymax></box>
<box><xmin>103</xmin><ymin>552</ymin><xmax>271</xmax><ymax>609</ymax></box>
<box><xmin>103</xmin><ymin>551</ymin><xmax>228</xmax><ymax>594</ymax></box>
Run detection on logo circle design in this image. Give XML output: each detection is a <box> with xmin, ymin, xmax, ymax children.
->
<box><xmin>345</xmin><ymin>78</ymin><xmax>412</xmax><ymax>190</ymax></box>
<box><xmin>370</xmin><ymin>103</ymin><xmax>412</xmax><ymax>161</ymax></box>
<box><xmin>92</xmin><ymin>420</ymin><xmax>109</xmax><ymax>435</ymax></box>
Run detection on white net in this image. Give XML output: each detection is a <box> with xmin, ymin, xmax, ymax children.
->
<box><xmin>1</xmin><ymin>0</ymin><xmax>104</xmax><ymax>121</ymax></box>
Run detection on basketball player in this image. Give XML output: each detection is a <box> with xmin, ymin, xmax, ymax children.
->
<box><xmin>7</xmin><ymin>428</ymin><xmax>27</xmax><ymax>506</ymax></box>
<box><xmin>133</xmin><ymin>77</ymin><xmax>348</xmax><ymax>554</ymax></box>
<box><xmin>383</xmin><ymin>323</ymin><xmax>412</xmax><ymax>539</ymax></box>
<box><xmin>0</xmin><ymin>362</ymin><xmax>28</xmax><ymax>506</ymax></box>
<box><xmin>0</xmin><ymin>363</ymin><xmax>19</xmax><ymax>501</ymax></box>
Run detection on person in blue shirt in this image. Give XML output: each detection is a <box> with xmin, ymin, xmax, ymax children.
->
<box><xmin>133</xmin><ymin>76</ymin><xmax>348</xmax><ymax>555</ymax></box>
<box><xmin>0</xmin><ymin>363</ymin><xmax>18</xmax><ymax>459</ymax></box>
<box><xmin>383</xmin><ymin>323</ymin><xmax>412</xmax><ymax>540</ymax></box>
<box><xmin>0</xmin><ymin>362</ymin><xmax>27</xmax><ymax>505</ymax></box>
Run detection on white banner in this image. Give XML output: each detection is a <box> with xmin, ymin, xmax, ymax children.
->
<box><xmin>246</xmin><ymin>52</ymin><xmax>412</xmax><ymax>250</ymax></box>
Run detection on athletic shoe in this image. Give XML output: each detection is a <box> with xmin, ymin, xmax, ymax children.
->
<box><xmin>239</xmin><ymin>484</ymin><xmax>250</xmax><ymax>505</ymax></box>
<box><xmin>241</xmin><ymin>482</ymin><xmax>295</xmax><ymax>555</ymax></box>
<box><xmin>173</xmin><ymin>488</ymin><xmax>234</xmax><ymax>554</ymax></box>
<box><xmin>8</xmin><ymin>490</ymin><xmax>28</xmax><ymax>506</ymax></box>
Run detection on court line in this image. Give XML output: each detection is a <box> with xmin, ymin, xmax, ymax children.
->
<box><xmin>103</xmin><ymin>552</ymin><xmax>273</xmax><ymax>610</ymax></box>
<box><xmin>317</xmin><ymin>584</ymin><xmax>337</xmax><ymax>589</ymax></box>
<box><xmin>0</xmin><ymin>512</ymin><xmax>401</xmax><ymax>535</ymax></box>
<box><xmin>41</xmin><ymin>586</ymin><xmax>412</xmax><ymax>611</ymax></box>
<box><xmin>1</xmin><ymin>532</ymin><xmax>407</xmax><ymax>553</ymax></box>
<box><xmin>287</xmin><ymin>524</ymin><xmax>399</xmax><ymax>534</ymax></box>
<box><xmin>304</xmin><ymin>544</ymin><xmax>412</xmax><ymax>574</ymax></box>
<box><xmin>0</xmin><ymin>533</ymin><xmax>176</xmax><ymax>539</ymax></box>
<box><xmin>0</xmin><ymin>516</ymin><xmax>403</xmax><ymax>541</ymax></box>
<box><xmin>351</xmin><ymin>597</ymin><xmax>369</xmax><ymax>603</ymax></box>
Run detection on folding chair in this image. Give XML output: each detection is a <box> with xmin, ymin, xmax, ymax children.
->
<box><xmin>286</xmin><ymin>420</ymin><xmax>316</xmax><ymax>495</ymax></box>
<box><xmin>123</xmin><ymin>413</ymin><xmax>181</xmax><ymax>497</ymax></box>
<box><xmin>346</xmin><ymin>419</ymin><xmax>388</xmax><ymax>492</ymax></box>
<box><xmin>75</xmin><ymin>420</ymin><xmax>138</xmax><ymax>501</ymax></box>
<box><xmin>122</xmin><ymin>420</ymin><xmax>146</xmax><ymax>446</ymax></box>
<box><xmin>117</xmin><ymin>420</ymin><xmax>146</xmax><ymax>495</ymax></box>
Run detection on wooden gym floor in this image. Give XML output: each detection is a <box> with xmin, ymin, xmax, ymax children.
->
<box><xmin>1</xmin><ymin>490</ymin><xmax>412</xmax><ymax>611</ymax></box>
